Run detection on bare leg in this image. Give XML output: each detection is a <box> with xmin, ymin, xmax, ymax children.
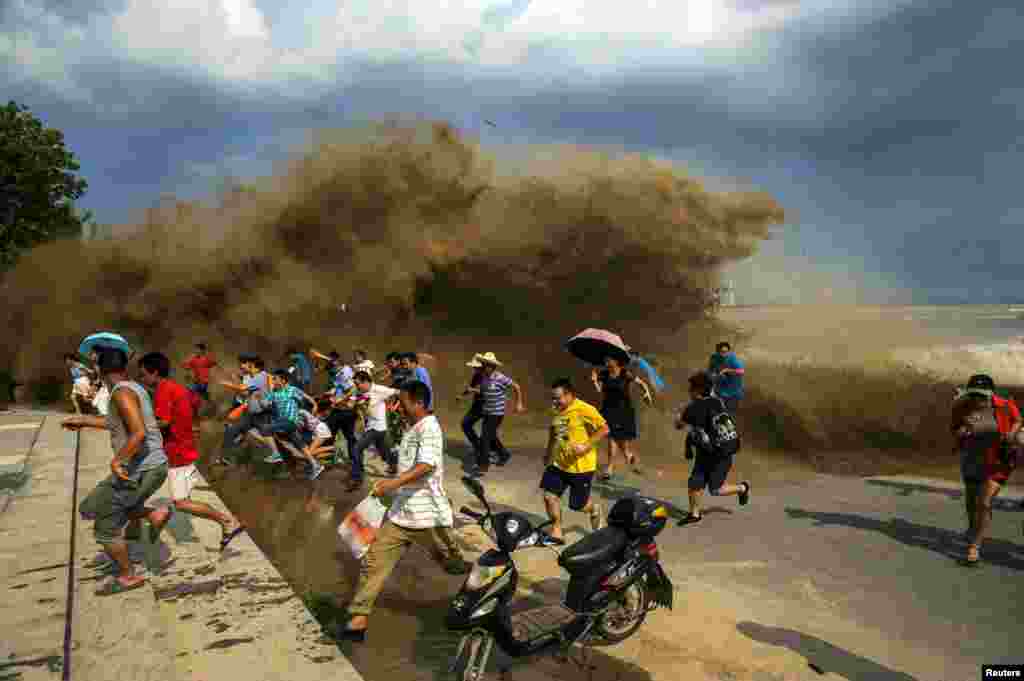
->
<box><xmin>970</xmin><ymin>478</ymin><xmax>1002</xmax><ymax>556</ymax></box>
<box><xmin>624</xmin><ymin>439</ymin><xmax>638</xmax><ymax>468</ymax></box>
<box><xmin>712</xmin><ymin>483</ymin><xmax>746</xmax><ymax>497</ymax></box>
<box><xmin>688</xmin><ymin>488</ymin><xmax>704</xmax><ymax>516</ymax></box>
<box><xmin>604</xmin><ymin>439</ymin><xmax>617</xmax><ymax>477</ymax></box>
<box><xmin>581</xmin><ymin>497</ymin><xmax>602</xmax><ymax>531</ymax></box>
<box><xmin>174</xmin><ymin>499</ymin><xmax>235</xmax><ymax>529</ymax></box>
<box><xmin>103</xmin><ymin>541</ymin><xmax>144</xmax><ymax>586</ymax></box>
<box><xmin>963</xmin><ymin>480</ymin><xmax>980</xmax><ymax>537</ymax></box>
<box><xmin>544</xmin><ymin>493</ymin><xmax>564</xmax><ymax>539</ymax></box>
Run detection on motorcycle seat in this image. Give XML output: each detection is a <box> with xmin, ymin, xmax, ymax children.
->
<box><xmin>558</xmin><ymin>526</ymin><xmax>629</xmax><ymax>573</ymax></box>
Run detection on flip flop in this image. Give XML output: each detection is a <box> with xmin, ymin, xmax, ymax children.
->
<box><xmin>95</xmin><ymin>577</ymin><xmax>147</xmax><ymax>596</ymax></box>
<box><xmin>220</xmin><ymin>525</ymin><xmax>246</xmax><ymax>552</ymax></box>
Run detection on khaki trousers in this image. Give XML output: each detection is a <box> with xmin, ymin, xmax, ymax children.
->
<box><xmin>348</xmin><ymin>520</ymin><xmax>464</xmax><ymax>617</ymax></box>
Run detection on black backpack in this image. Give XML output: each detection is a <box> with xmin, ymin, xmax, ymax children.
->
<box><xmin>705</xmin><ymin>397</ymin><xmax>741</xmax><ymax>457</ymax></box>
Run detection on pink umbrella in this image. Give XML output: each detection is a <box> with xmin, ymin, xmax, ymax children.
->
<box><xmin>565</xmin><ymin>328</ymin><xmax>631</xmax><ymax>366</ymax></box>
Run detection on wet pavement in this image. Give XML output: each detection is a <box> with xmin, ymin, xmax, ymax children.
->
<box><xmin>200</xmin><ymin>423</ymin><xmax>1024</xmax><ymax>681</ymax></box>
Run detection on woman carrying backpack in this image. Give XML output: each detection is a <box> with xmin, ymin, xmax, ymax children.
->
<box><xmin>951</xmin><ymin>374</ymin><xmax>1022</xmax><ymax>566</ymax></box>
<box><xmin>673</xmin><ymin>371</ymin><xmax>751</xmax><ymax>525</ymax></box>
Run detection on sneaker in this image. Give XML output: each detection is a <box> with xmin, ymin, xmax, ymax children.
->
<box><xmin>739</xmin><ymin>481</ymin><xmax>751</xmax><ymax>506</ymax></box>
<box><xmin>264</xmin><ymin>454</ymin><xmax>285</xmax><ymax>464</ymax></box>
<box><xmin>309</xmin><ymin>462</ymin><xmax>325</xmax><ymax>481</ymax></box>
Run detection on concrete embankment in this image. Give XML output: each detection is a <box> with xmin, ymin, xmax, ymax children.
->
<box><xmin>0</xmin><ymin>410</ymin><xmax>364</xmax><ymax>681</ymax></box>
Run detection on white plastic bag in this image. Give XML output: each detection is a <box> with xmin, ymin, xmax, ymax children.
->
<box><xmin>338</xmin><ymin>495</ymin><xmax>388</xmax><ymax>560</ymax></box>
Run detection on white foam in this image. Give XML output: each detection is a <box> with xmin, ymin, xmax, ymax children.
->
<box><xmin>891</xmin><ymin>338</ymin><xmax>1024</xmax><ymax>384</ymax></box>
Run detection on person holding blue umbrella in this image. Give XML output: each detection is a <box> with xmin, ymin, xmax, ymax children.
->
<box><xmin>78</xmin><ymin>332</ymin><xmax>133</xmax><ymax>359</ymax></box>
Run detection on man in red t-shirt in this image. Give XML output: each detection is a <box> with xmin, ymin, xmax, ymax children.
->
<box><xmin>182</xmin><ymin>343</ymin><xmax>218</xmax><ymax>407</ymax></box>
<box><xmin>139</xmin><ymin>352</ymin><xmax>245</xmax><ymax>551</ymax></box>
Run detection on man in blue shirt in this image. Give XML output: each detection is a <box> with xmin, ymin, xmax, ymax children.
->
<box><xmin>404</xmin><ymin>353</ymin><xmax>433</xmax><ymax>410</ymax></box>
<box><xmin>287</xmin><ymin>348</ymin><xmax>313</xmax><ymax>394</ymax></box>
<box><xmin>708</xmin><ymin>342</ymin><xmax>745</xmax><ymax>415</ymax></box>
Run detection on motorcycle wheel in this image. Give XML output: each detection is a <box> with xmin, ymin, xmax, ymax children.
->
<box><xmin>594</xmin><ymin>579</ymin><xmax>648</xmax><ymax>643</ymax></box>
<box><xmin>452</xmin><ymin>632</ymin><xmax>489</xmax><ymax>681</ymax></box>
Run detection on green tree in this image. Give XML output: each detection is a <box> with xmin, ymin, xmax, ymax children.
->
<box><xmin>0</xmin><ymin>100</ymin><xmax>89</xmax><ymax>268</ymax></box>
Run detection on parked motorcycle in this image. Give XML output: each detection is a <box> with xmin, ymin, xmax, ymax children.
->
<box><xmin>446</xmin><ymin>475</ymin><xmax>673</xmax><ymax>680</ymax></box>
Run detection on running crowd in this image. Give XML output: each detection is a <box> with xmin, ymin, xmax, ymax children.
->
<box><xmin>57</xmin><ymin>335</ymin><xmax>1020</xmax><ymax>617</ymax></box>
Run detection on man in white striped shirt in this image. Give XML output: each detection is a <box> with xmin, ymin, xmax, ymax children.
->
<box><xmin>337</xmin><ymin>380</ymin><xmax>470</xmax><ymax>641</ymax></box>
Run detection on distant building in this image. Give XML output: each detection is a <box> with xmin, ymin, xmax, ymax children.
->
<box><xmin>711</xmin><ymin>280</ymin><xmax>737</xmax><ymax>308</ymax></box>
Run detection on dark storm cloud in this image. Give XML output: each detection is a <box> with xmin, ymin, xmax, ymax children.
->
<box><xmin>5</xmin><ymin>0</ymin><xmax>1022</xmax><ymax>302</ymax></box>
<box><xmin>0</xmin><ymin>0</ymin><xmax>127</xmax><ymax>26</ymax></box>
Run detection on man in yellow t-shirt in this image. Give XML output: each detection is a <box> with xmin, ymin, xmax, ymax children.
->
<box><xmin>542</xmin><ymin>378</ymin><xmax>611</xmax><ymax>541</ymax></box>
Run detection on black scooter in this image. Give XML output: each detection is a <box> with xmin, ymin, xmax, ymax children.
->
<box><xmin>445</xmin><ymin>476</ymin><xmax>673</xmax><ymax>681</ymax></box>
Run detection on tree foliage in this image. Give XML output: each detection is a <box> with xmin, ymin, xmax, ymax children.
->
<box><xmin>0</xmin><ymin>100</ymin><xmax>89</xmax><ymax>268</ymax></box>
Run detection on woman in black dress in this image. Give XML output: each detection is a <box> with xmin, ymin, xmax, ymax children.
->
<box><xmin>592</xmin><ymin>355</ymin><xmax>653</xmax><ymax>480</ymax></box>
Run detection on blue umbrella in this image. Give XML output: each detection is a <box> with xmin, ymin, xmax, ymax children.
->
<box><xmin>631</xmin><ymin>355</ymin><xmax>666</xmax><ymax>392</ymax></box>
<box><xmin>78</xmin><ymin>332</ymin><xmax>133</xmax><ymax>358</ymax></box>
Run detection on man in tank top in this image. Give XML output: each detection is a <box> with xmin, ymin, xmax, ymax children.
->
<box><xmin>63</xmin><ymin>347</ymin><xmax>171</xmax><ymax>595</ymax></box>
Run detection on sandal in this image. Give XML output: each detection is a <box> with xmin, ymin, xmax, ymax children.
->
<box><xmin>678</xmin><ymin>513</ymin><xmax>703</xmax><ymax>526</ymax></box>
<box><xmin>95</xmin><ymin>576</ymin><xmax>147</xmax><ymax>596</ymax></box>
<box><xmin>220</xmin><ymin>525</ymin><xmax>246</xmax><ymax>552</ymax></box>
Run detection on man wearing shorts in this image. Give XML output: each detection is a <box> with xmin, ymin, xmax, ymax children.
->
<box><xmin>674</xmin><ymin>372</ymin><xmax>750</xmax><ymax>525</ymax></box>
<box><xmin>63</xmin><ymin>347</ymin><xmax>171</xmax><ymax>595</ymax></box>
<box><xmin>182</xmin><ymin>343</ymin><xmax>217</xmax><ymax>405</ymax></box>
<box><xmin>139</xmin><ymin>353</ymin><xmax>245</xmax><ymax>550</ymax></box>
<box><xmin>542</xmin><ymin>378</ymin><xmax>609</xmax><ymax>542</ymax></box>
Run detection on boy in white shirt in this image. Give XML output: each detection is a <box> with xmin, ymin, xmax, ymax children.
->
<box><xmin>347</xmin><ymin>371</ymin><xmax>398</xmax><ymax>492</ymax></box>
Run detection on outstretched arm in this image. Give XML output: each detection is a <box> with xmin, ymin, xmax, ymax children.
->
<box><xmin>511</xmin><ymin>382</ymin><xmax>525</xmax><ymax>413</ymax></box>
<box><xmin>633</xmin><ymin>376</ymin><xmax>653</xmax><ymax>404</ymax></box>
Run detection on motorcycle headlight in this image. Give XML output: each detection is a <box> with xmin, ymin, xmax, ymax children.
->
<box><xmin>471</xmin><ymin>598</ymin><xmax>498</xmax><ymax>618</ymax></box>
<box><xmin>466</xmin><ymin>562</ymin><xmax>508</xmax><ymax>590</ymax></box>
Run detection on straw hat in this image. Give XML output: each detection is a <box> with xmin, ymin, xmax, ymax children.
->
<box><xmin>474</xmin><ymin>352</ymin><xmax>502</xmax><ymax>367</ymax></box>
<box><xmin>466</xmin><ymin>358</ymin><xmax>483</xmax><ymax>368</ymax></box>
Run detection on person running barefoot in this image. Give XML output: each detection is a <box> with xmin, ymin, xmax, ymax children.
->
<box><xmin>543</xmin><ymin>378</ymin><xmax>609</xmax><ymax>542</ymax></box>
<box><xmin>139</xmin><ymin>353</ymin><xmax>245</xmax><ymax>550</ymax></box>
<box><xmin>674</xmin><ymin>372</ymin><xmax>750</xmax><ymax>525</ymax></box>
